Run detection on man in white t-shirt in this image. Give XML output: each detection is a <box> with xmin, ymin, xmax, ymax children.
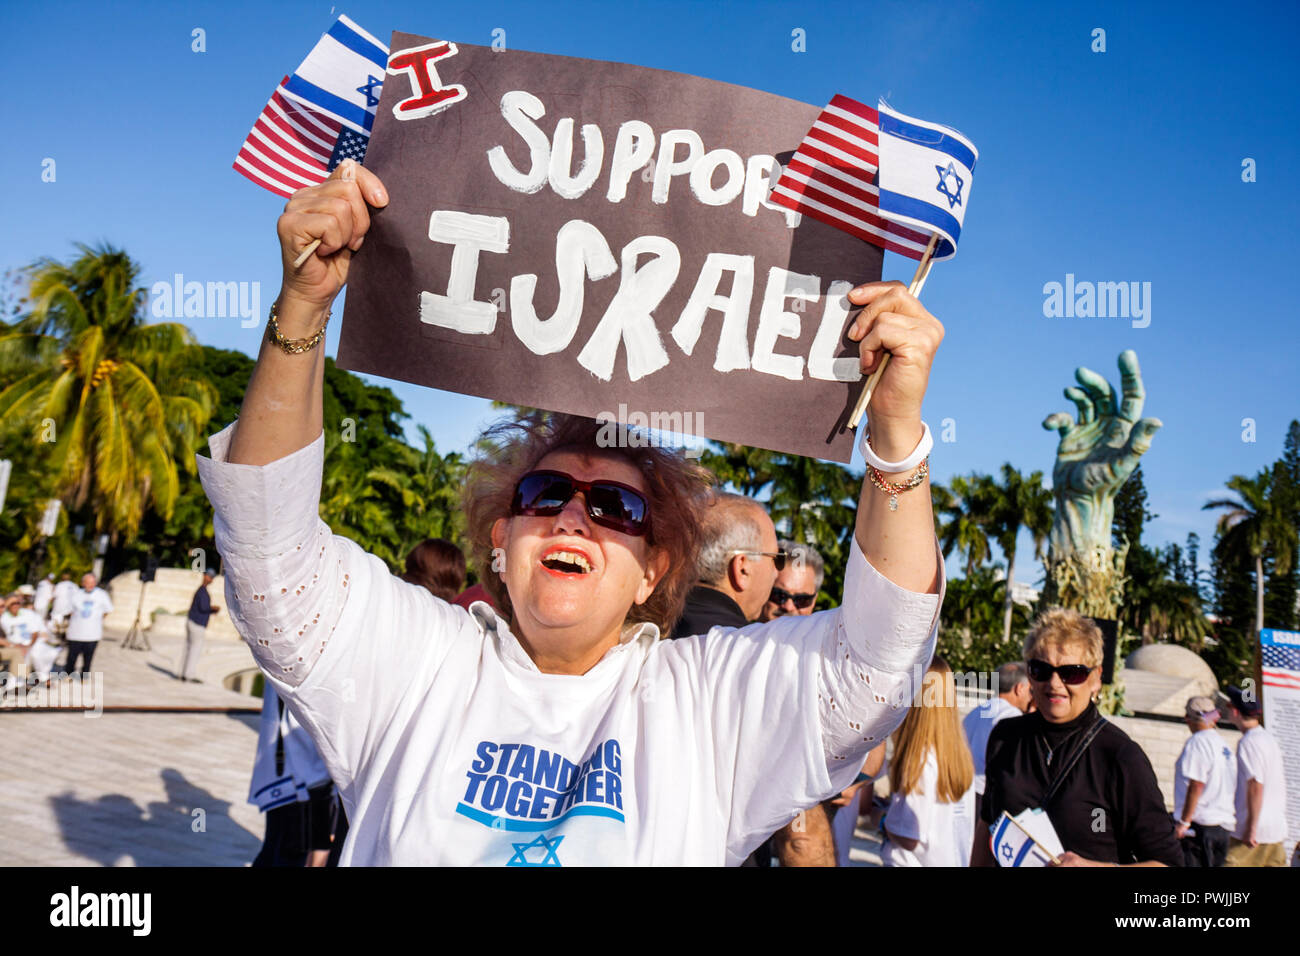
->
<box><xmin>34</xmin><ymin>575</ymin><xmax>54</xmax><ymax>621</ymax></box>
<box><xmin>64</xmin><ymin>574</ymin><xmax>114</xmax><ymax>678</ymax></box>
<box><xmin>50</xmin><ymin>573</ymin><xmax>77</xmax><ymax>638</ymax></box>
<box><xmin>1173</xmin><ymin>696</ymin><xmax>1236</xmax><ymax>866</ymax></box>
<box><xmin>1223</xmin><ymin>685</ymin><xmax>1289</xmax><ymax>867</ymax></box>
<box><xmin>962</xmin><ymin>661</ymin><xmax>1032</xmax><ymax>812</ymax></box>
<box><xmin>1</xmin><ymin>592</ymin><xmax>48</xmax><ymax>688</ymax></box>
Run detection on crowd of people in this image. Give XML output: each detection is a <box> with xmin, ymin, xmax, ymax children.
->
<box><xmin>188</xmin><ymin>157</ymin><xmax>1297</xmax><ymax>867</ymax></box>
<box><xmin>241</xmin><ymin>500</ymin><xmax>1295</xmax><ymax>868</ymax></box>
<box><xmin>0</xmin><ymin>571</ymin><xmax>114</xmax><ymax>689</ymax></box>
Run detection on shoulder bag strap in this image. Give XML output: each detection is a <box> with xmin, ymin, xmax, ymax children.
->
<box><xmin>1042</xmin><ymin>715</ymin><xmax>1107</xmax><ymax>807</ymax></box>
<box><xmin>275</xmin><ymin>694</ymin><xmax>286</xmax><ymax>777</ymax></box>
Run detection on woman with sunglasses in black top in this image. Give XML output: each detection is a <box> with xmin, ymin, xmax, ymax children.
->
<box><xmin>973</xmin><ymin>608</ymin><xmax>1182</xmax><ymax>867</ymax></box>
<box><xmin>198</xmin><ymin>161</ymin><xmax>947</xmax><ymax>864</ymax></box>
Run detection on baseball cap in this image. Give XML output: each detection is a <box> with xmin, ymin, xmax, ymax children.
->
<box><xmin>1185</xmin><ymin>696</ymin><xmax>1219</xmax><ymax>719</ymax></box>
<box><xmin>1224</xmin><ymin>685</ymin><xmax>1262</xmax><ymax>717</ymax></box>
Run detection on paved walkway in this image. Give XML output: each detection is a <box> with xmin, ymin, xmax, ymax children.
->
<box><xmin>1</xmin><ymin>623</ymin><xmax>266</xmax><ymax>866</ymax></box>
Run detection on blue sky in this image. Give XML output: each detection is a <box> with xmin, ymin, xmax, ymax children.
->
<box><xmin>4</xmin><ymin>0</ymin><xmax>1298</xmax><ymax>584</ymax></box>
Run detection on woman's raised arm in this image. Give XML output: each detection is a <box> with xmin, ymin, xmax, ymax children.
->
<box><xmin>227</xmin><ymin>160</ymin><xmax>388</xmax><ymax>466</ymax></box>
<box><xmin>845</xmin><ymin>281</ymin><xmax>944</xmax><ymax>596</ymax></box>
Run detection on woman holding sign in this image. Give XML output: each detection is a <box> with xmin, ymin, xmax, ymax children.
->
<box><xmin>198</xmin><ymin>160</ymin><xmax>945</xmax><ymax>865</ymax></box>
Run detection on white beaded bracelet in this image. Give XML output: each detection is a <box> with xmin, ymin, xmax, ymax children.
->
<box><xmin>859</xmin><ymin>421</ymin><xmax>933</xmax><ymax>474</ymax></box>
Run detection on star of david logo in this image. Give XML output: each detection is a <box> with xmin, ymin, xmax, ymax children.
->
<box><xmin>935</xmin><ymin>161</ymin><xmax>964</xmax><ymax>209</ymax></box>
<box><xmin>1000</xmin><ymin>842</ymin><xmax>1013</xmax><ymax>862</ymax></box>
<box><xmin>357</xmin><ymin>74</ymin><xmax>383</xmax><ymax>108</ymax></box>
<box><xmin>507</xmin><ymin>833</ymin><xmax>564</xmax><ymax>867</ymax></box>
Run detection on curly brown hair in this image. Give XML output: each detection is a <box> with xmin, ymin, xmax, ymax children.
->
<box><xmin>462</xmin><ymin>412</ymin><xmax>714</xmax><ymax>636</ymax></box>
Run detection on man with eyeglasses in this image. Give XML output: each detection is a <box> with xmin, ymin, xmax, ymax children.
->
<box><xmin>760</xmin><ymin>540</ymin><xmax>824</xmax><ymax>622</ymax></box>
<box><xmin>669</xmin><ymin>493</ymin><xmax>783</xmax><ymax>640</ymax></box>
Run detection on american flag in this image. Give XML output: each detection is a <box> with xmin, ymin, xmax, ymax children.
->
<box><xmin>233</xmin><ymin>77</ymin><xmax>371</xmax><ymax>199</ymax></box>
<box><xmin>769</xmin><ymin>94</ymin><xmax>935</xmax><ymax>259</ymax></box>
<box><xmin>1262</xmin><ymin>644</ymin><xmax>1300</xmax><ymax>691</ymax></box>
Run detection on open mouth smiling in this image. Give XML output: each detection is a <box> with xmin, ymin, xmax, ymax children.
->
<box><xmin>540</xmin><ymin>547</ymin><xmax>594</xmax><ymax>576</ymax></box>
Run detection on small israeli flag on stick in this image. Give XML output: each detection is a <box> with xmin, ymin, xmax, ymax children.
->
<box><xmin>845</xmin><ymin>101</ymin><xmax>977</xmax><ymax>428</ymax></box>
<box><xmin>990</xmin><ymin>809</ymin><xmax>1063</xmax><ymax>867</ymax></box>
<box><xmin>875</xmin><ymin>100</ymin><xmax>978</xmax><ymax>263</ymax></box>
<box><xmin>281</xmin><ymin>14</ymin><xmax>389</xmax><ymax>135</ymax></box>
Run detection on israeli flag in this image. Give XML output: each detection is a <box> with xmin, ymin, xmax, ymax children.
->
<box><xmin>990</xmin><ymin>809</ymin><xmax>1062</xmax><ymax>867</ymax></box>
<box><xmin>281</xmin><ymin>15</ymin><xmax>389</xmax><ymax>135</ymax></box>
<box><xmin>875</xmin><ymin>100</ymin><xmax>978</xmax><ymax>261</ymax></box>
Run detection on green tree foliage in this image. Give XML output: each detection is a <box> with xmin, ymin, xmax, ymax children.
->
<box><xmin>0</xmin><ymin>245</ymin><xmax>215</xmax><ymax>545</ymax></box>
<box><xmin>1119</xmin><ymin>543</ymin><xmax>1211</xmax><ymax>653</ymax></box>
<box><xmin>1204</xmin><ymin>467</ymin><xmax>1297</xmax><ymax>635</ymax></box>
<box><xmin>936</xmin><ymin>562</ymin><xmax>1031</xmax><ymax>674</ymax></box>
<box><xmin>1112</xmin><ymin>463</ymin><xmax>1156</xmax><ymax>553</ymax></box>
<box><xmin>984</xmin><ymin>464</ymin><xmax>1053</xmax><ymax>643</ymax></box>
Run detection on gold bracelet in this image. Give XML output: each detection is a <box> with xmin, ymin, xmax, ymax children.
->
<box><xmin>267</xmin><ymin>299</ymin><xmax>330</xmax><ymax>354</ymax></box>
<box><xmin>867</xmin><ymin>457</ymin><xmax>929</xmax><ymax>511</ymax></box>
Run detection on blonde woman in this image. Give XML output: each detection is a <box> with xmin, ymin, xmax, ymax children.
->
<box><xmin>882</xmin><ymin>657</ymin><xmax>976</xmax><ymax>866</ymax></box>
<box><xmin>973</xmin><ymin>608</ymin><xmax>1181</xmax><ymax>867</ymax></box>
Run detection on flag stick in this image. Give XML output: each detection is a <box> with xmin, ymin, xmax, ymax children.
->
<box><xmin>291</xmin><ymin>160</ymin><xmax>358</xmax><ymax>269</ymax></box>
<box><xmin>847</xmin><ymin>231</ymin><xmax>940</xmax><ymax>430</ymax></box>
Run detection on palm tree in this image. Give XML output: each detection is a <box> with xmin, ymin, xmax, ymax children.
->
<box><xmin>1204</xmin><ymin>466</ymin><xmax>1298</xmax><ymax>634</ymax></box>
<box><xmin>936</xmin><ymin>473</ymin><xmax>994</xmax><ymax>576</ymax></box>
<box><xmin>934</xmin><ymin>473</ymin><xmax>996</xmax><ymax>644</ymax></box>
<box><xmin>985</xmin><ymin>464</ymin><xmax>1053</xmax><ymax>643</ymax></box>
<box><xmin>0</xmin><ymin>245</ymin><xmax>214</xmax><ymax>543</ymax></box>
<box><xmin>764</xmin><ymin>454</ymin><xmax>858</xmax><ymax>554</ymax></box>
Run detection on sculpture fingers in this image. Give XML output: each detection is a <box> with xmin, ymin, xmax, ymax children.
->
<box><xmin>1118</xmin><ymin>416</ymin><xmax>1163</xmax><ymax>470</ymax></box>
<box><xmin>1042</xmin><ymin>412</ymin><xmax>1075</xmax><ymax>434</ymax></box>
<box><xmin>1075</xmin><ymin>366</ymin><xmax>1117</xmax><ymax>418</ymax></box>
<box><xmin>1063</xmin><ymin>387</ymin><xmax>1095</xmax><ymax>424</ymax></box>
<box><xmin>1117</xmin><ymin>349</ymin><xmax>1146</xmax><ymax>422</ymax></box>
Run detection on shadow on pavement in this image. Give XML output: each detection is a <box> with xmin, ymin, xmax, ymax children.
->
<box><xmin>48</xmin><ymin>766</ymin><xmax>262</xmax><ymax>866</ymax></box>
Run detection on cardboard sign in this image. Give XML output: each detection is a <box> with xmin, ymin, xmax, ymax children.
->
<box><xmin>338</xmin><ymin>33</ymin><xmax>882</xmax><ymax>462</ymax></box>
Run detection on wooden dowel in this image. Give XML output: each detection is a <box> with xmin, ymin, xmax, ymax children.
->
<box><xmin>847</xmin><ymin>232</ymin><xmax>940</xmax><ymax>429</ymax></box>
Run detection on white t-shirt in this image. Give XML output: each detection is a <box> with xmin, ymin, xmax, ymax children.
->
<box><xmin>34</xmin><ymin>579</ymin><xmax>53</xmax><ymax>618</ymax></box>
<box><xmin>1234</xmin><ymin>726</ymin><xmax>1288</xmax><ymax>844</ymax></box>
<box><xmin>1174</xmin><ymin>729</ymin><xmax>1236</xmax><ymax>828</ymax></box>
<box><xmin>962</xmin><ymin>696</ymin><xmax>1022</xmax><ymax>794</ymax></box>
<box><xmin>65</xmin><ymin>589</ymin><xmax>114</xmax><ymax>643</ymax></box>
<box><xmin>883</xmin><ymin>750</ymin><xmax>974</xmax><ymax>867</ymax></box>
<box><xmin>197</xmin><ymin>425</ymin><xmax>943</xmax><ymax>866</ymax></box>
<box><xmin>51</xmin><ymin>580</ymin><xmax>77</xmax><ymax>618</ymax></box>
<box><xmin>1</xmin><ymin>608</ymin><xmax>47</xmax><ymax>646</ymax></box>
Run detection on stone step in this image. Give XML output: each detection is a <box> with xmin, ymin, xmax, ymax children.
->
<box><xmin>104</xmin><ymin>569</ymin><xmax>241</xmax><ymax>641</ymax></box>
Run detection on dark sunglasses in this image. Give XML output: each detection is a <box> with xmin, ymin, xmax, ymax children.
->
<box><xmin>769</xmin><ymin>587</ymin><xmax>816</xmax><ymax>609</ymax></box>
<box><xmin>1026</xmin><ymin>658</ymin><xmax>1094</xmax><ymax>686</ymax></box>
<box><xmin>511</xmin><ymin>470</ymin><xmax>650</xmax><ymax>537</ymax></box>
<box><xmin>727</xmin><ymin>550</ymin><xmax>788</xmax><ymax>571</ymax></box>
